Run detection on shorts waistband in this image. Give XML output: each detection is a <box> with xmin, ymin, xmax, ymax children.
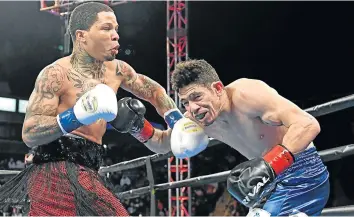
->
<box><xmin>278</xmin><ymin>143</ymin><xmax>324</xmax><ymax>178</ymax></box>
<box><xmin>32</xmin><ymin>136</ymin><xmax>104</xmax><ymax>171</ymax></box>
<box><xmin>293</xmin><ymin>142</ymin><xmax>315</xmax><ymax>157</ymax></box>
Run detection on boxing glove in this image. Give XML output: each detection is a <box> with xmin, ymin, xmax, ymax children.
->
<box><xmin>57</xmin><ymin>84</ymin><xmax>118</xmax><ymax>134</ymax></box>
<box><xmin>109</xmin><ymin>97</ymin><xmax>154</xmax><ymax>143</ymax></box>
<box><xmin>246</xmin><ymin>208</ymin><xmax>270</xmax><ymax>217</ymax></box>
<box><xmin>170</xmin><ymin>117</ymin><xmax>209</xmax><ymax>158</ymax></box>
<box><xmin>164</xmin><ymin>108</ymin><xmax>209</xmax><ymax>158</ymax></box>
<box><xmin>164</xmin><ymin>108</ymin><xmax>185</xmax><ymax>129</ymax></box>
<box><xmin>227</xmin><ymin>144</ymin><xmax>294</xmax><ymax>207</ymax></box>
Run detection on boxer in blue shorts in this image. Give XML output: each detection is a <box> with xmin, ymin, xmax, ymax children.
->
<box><xmin>138</xmin><ymin>59</ymin><xmax>330</xmax><ymax>216</ymax></box>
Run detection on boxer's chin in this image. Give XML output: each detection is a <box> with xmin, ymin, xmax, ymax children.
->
<box><xmin>202</xmin><ymin>114</ymin><xmax>215</xmax><ymax>126</ymax></box>
<box><xmin>104</xmin><ymin>54</ymin><xmax>116</xmax><ymax>61</ymax></box>
<box><xmin>203</xmin><ymin>120</ymin><xmax>214</xmax><ymax>127</ymax></box>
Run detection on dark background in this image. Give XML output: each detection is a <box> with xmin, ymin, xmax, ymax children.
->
<box><xmin>1</xmin><ymin>1</ymin><xmax>354</xmax><ymax>121</ymax></box>
<box><xmin>0</xmin><ymin>1</ymin><xmax>354</xmax><ymax>211</ymax></box>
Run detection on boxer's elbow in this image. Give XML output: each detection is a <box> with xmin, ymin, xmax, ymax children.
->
<box><xmin>22</xmin><ymin>122</ymin><xmax>33</xmax><ymax>147</ymax></box>
<box><xmin>22</xmin><ymin>131</ymin><xmax>36</xmax><ymax>148</ymax></box>
<box><xmin>22</xmin><ymin>130</ymin><xmax>37</xmax><ymax>148</ymax></box>
<box><xmin>291</xmin><ymin>118</ymin><xmax>321</xmax><ymax>150</ymax></box>
<box><xmin>304</xmin><ymin>118</ymin><xmax>321</xmax><ymax>138</ymax></box>
<box><xmin>22</xmin><ymin>120</ymin><xmax>44</xmax><ymax>148</ymax></box>
<box><xmin>23</xmin><ymin>139</ymin><xmax>36</xmax><ymax>148</ymax></box>
<box><xmin>312</xmin><ymin>119</ymin><xmax>321</xmax><ymax>135</ymax></box>
<box><xmin>283</xmin><ymin>116</ymin><xmax>321</xmax><ymax>153</ymax></box>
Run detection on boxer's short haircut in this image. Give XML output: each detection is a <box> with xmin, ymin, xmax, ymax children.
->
<box><xmin>69</xmin><ymin>2</ymin><xmax>113</xmax><ymax>41</ymax></box>
<box><xmin>172</xmin><ymin>59</ymin><xmax>220</xmax><ymax>91</ymax></box>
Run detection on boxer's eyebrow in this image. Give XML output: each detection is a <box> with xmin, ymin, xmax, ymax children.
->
<box><xmin>179</xmin><ymin>94</ymin><xmax>189</xmax><ymax>104</ymax></box>
<box><xmin>101</xmin><ymin>23</ymin><xmax>119</xmax><ymax>29</ymax></box>
<box><xmin>189</xmin><ymin>92</ymin><xmax>202</xmax><ymax>99</ymax></box>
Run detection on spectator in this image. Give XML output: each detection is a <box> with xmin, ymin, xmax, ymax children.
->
<box><xmin>8</xmin><ymin>158</ymin><xmax>16</xmax><ymax>169</ymax></box>
<box><xmin>120</xmin><ymin>174</ymin><xmax>131</xmax><ymax>189</ymax></box>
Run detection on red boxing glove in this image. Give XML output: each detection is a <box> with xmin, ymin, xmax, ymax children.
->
<box><xmin>263</xmin><ymin>144</ymin><xmax>295</xmax><ymax>175</ymax></box>
<box><xmin>227</xmin><ymin>144</ymin><xmax>295</xmax><ymax>207</ymax></box>
<box><xmin>131</xmin><ymin>119</ymin><xmax>155</xmax><ymax>143</ymax></box>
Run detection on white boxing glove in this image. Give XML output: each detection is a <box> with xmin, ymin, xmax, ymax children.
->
<box><xmin>57</xmin><ymin>84</ymin><xmax>118</xmax><ymax>134</ymax></box>
<box><xmin>246</xmin><ymin>208</ymin><xmax>270</xmax><ymax>217</ymax></box>
<box><xmin>171</xmin><ymin>118</ymin><xmax>209</xmax><ymax>158</ymax></box>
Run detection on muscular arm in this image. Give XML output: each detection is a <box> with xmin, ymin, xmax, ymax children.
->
<box><xmin>234</xmin><ymin>79</ymin><xmax>320</xmax><ymax>154</ymax></box>
<box><xmin>115</xmin><ymin>60</ymin><xmax>178</xmax><ymax>151</ymax></box>
<box><xmin>144</xmin><ymin>128</ymin><xmax>172</xmax><ymax>154</ymax></box>
<box><xmin>22</xmin><ymin>64</ymin><xmax>66</xmax><ymax>147</ymax></box>
<box><xmin>116</xmin><ymin>60</ymin><xmax>177</xmax><ymax>117</ymax></box>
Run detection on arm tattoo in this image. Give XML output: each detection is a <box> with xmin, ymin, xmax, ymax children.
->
<box><xmin>23</xmin><ymin>109</ymin><xmax>63</xmax><ymax>144</ymax></box>
<box><xmin>23</xmin><ymin>64</ymin><xmax>66</xmax><ymax>145</ymax></box>
<box><xmin>117</xmin><ymin>60</ymin><xmax>177</xmax><ymax>113</ymax></box>
<box><xmin>25</xmin><ymin>65</ymin><xmax>65</xmax><ymax>119</ymax></box>
<box><xmin>155</xmin><ymin>93</ymin><xmax>177</xmax><ymax>111</ymax></box>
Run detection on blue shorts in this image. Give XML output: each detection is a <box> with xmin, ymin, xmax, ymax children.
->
<box><xmin>261</xmin><ymin>146</ymin><xmax>330</xmax><ymax>216</ymax></box>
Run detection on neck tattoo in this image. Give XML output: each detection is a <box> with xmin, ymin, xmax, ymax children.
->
<box><xmin>70</xmin><ymin>42</ymin><xmax>105</xmax><ymax>80</ymax></box>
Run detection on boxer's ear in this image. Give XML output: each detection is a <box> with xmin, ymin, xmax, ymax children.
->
<box><xmin>211</xmin><ymin>81</ymin><xmax>224</xmax><ymax>96</ymax></box>
<box><xmin>75</xmin><ymin>30</ymin><xmax>87</xmax><ymax>43</ymax></box>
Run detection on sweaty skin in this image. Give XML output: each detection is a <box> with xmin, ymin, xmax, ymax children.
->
<box><xmin>22</xmin><ymin>11</ymin><xmax>176</xmax><ymax>148</ymax></box>
<box><xmin>148</xmin><ymin>78</ymin><xmax>320</xmax><ymax>159</ymax></box>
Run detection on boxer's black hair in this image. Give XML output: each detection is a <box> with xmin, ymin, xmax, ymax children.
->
<box><xmin>69</xmin><ymin>2</ymin><xmax>113</xmax><ymax>41</ymax></box>
<box><xmin>171</xmin><ymin>59</ymin><xmax>220</xmax><ymax>91</ymax></box>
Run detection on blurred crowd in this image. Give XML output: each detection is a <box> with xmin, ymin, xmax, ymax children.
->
<box><xmin>99</xmin><ymin>144</ymin><xmax>248</xmax><ymax>216</ymax></box>
<box><xmin>0</xmin><ymin>155</ymin><xmax>25</xmax><ymax>190</ymax></box>
<box><xmin>1</xmin><ymin>131</ymin><xmax>354</xmax><ymax>216</ymax></box>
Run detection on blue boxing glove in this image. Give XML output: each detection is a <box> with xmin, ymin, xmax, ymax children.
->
<box><xmin>164</xmin><ymin>109</ymin><xmax>209</xmax><ymax>158</ymax></box>
<box><xmin>57</xmin><ymin>84</ymin><xmax>118</xmax><ymax>134</ymax></box>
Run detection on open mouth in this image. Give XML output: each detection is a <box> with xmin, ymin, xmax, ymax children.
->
<box><xmin>195</xmin><ymin>112</ymin><xmax>207</xmax><ymax>121</ymax></box>
<box><xmin>111</xmin><ymin>46</ymin><xmax>119</xmax><ymax>54</ymax></box>
<box><xmin>112</xmin><ymin>45</ymin><xmax>120</xmax><ymax>50</ymax></box>
<box><xmin>111</xmin><ymin>45</ymin><xmax>120</xmax><ymax>53</ymax></box>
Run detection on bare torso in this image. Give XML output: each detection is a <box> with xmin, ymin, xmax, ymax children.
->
<box><xmin>204</xmin><ymin>86</ymin><xmax>288</xmax><ymax>159</ymax></box>
<box><xmin>55</xmin><ymin>56</ymin><xmax>121</xmax><ymax>144</ymax></box>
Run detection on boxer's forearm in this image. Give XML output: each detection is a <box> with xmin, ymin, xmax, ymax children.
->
<box><xmin>118</xmin><ymin>61</ymin><xmax>178</xmax><ymax>117</ymax></box>
<box><xmin>282</xmin><ymin>120</ymin><xmax>320</xmax><ymax>154</ymax></box>
<box><xmin>130</xmin><ymin>78</ymin><xmax>177</xmax><ymax>117</ymax></box>
<box><xmin>153</xmin><ymin>91</ymin><xmax>178</xmax><ymax>117</ymax></box>
<box><xmin>22</xmin><ymin>115</ymin><xmax>63</xmax><ymax>147</ymax></box>
<box><xmin>144</xmin><ymin>128</ymin><xmax>172</xmax><ymax>154</ymax></box>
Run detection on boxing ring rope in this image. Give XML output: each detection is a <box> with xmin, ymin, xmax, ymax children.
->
<box><xmin>98</xmin><ymin>138</ymin><xmax>221</xmax><ymax>174</ymax></box>
<box><xmin>99</xmin><ymin>93</ymin><xmax>354</xmax><ymax>216</ymax></box>
<box><xmin>116</xmin><ymin>144</ymin><xmax>354</xmax><ymax>199</ymax></box>
<box><xmin>321</xmin><ymin>205</ymin><xmax>354</xmax><ymax>216</ymax></box>
<box><xmin>0</xmin><ymin>170</ymin><xmax>21</xmax><ymax>175</ymax></box>
<box><xmin>99</xmin><ymin>93</ymin><xmax>354</xmax><ymax>174</ymax></box>
<box><xmin>1</xmin><ymin>94</ymin><xmax>354</xmax><ymax>215</ymax></box>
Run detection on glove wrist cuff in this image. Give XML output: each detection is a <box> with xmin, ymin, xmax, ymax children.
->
<box><xmin>263</xmin><ymin>144</ymin><xmax>294</xmax><ymax>175</ymax></box>
<box><xmin>57</xmin><ymin>107</ymin><xmax>83</xmax><ymax>134</ymax></box>
<box><xmin>131</xmin><ymin>119</ymin><xmax>155</xmax><ymax>143</ymax></box>
<box><xmin>164</xmin><ymin>108</ymin><xmax>183</xmax><ymax>129</ymax></box>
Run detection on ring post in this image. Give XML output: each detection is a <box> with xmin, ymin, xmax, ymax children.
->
<box><xmin>146</xmin><ymin>156</ymin><xmax>156</xmax><ymax>216</ymax></box>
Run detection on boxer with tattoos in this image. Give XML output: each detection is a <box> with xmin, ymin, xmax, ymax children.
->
<box><xmin>0</xmin><ymin>2</ymin><xmax>201</xmax><ymax>216</ymax></box>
